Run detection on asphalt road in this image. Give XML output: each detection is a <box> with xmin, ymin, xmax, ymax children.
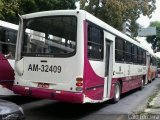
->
<box><xmin>2</xmin><ymin>78</ymin><xmax>160</xmax><ymax>120</ymax></box>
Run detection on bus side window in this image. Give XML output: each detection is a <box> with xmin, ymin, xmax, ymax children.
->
<box><xmin>143</xmin><ymin>51</ymin><xmax>146</xmax><ymax>65</ymax></box>
<box><xmin>132</xmin><ymin>45</ymin><xmax>138</xmax><ymax>64</ymax></box>
<box><xmin>87</xmin><ymin>24</ymin><xmax>104</xmax><ymax>61</ymax></box>
<box><xmin>137</xmin><ymin>47</ymin><xmax>142</xmax><ymax>64</ymax></box>
<box><xmin>115</xmin><ymin>37</ymin><xmax>124</xmax><ymax>62</ymax></box>
<box><xmin>0</xmin><ymin>29</ymin><xmax>8</xmax><ymax>55</ymax></box>
<box><xmin>0</xmin><ymin>28</ymin><xmax>3</xmax><ymax>52</ymax></box>
<box><xmin>0</xmin><ymin>28</ymin><xmax>17</xmax><ymax>59</ymax></box>
<box><xmin>125</xmin><ymin>41</ymin><xmax>132</xmax><ymax>63</ymax></box>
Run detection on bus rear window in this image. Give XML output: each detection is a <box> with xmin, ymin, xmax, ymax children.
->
<box><xmin>22</xmin><ymin>16</ymin><xmax>77</xmax><ymax>57</ymax></box>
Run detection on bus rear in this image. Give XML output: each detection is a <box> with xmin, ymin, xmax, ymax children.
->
<box><xmin>0</xmin><ymin>20</ymin><xmax>17</xmax><ymax>95</ymax></box>
<box><xmin>13</xmin><ymin>10</ymin><xmax>85</xmax><ymax>103</ymax></box>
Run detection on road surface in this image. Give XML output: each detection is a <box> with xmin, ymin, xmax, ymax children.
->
<box><xmin>2</xmin><ymin>78</ymin><xmax>160</xmax><ymax>120</ymax></box>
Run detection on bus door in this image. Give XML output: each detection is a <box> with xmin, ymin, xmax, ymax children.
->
<box><xmin>103</xmin><ymin>32</ymin><xmax>114</xmax><ymax>99</ymax></box>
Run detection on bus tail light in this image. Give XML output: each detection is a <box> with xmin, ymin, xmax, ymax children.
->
<box><xmin>76</xmin><ymin>77</ymin><xmax>83</xmax><ymax>83</ymax></box>
<box><xmin>76</xmin><ymin>83</ymin><xmax>83</xmax><ymax>86</ymax></box>
<box><xmin>76</xmin><ymin>87</ymin><xmax>82</xmax><ymax>91</ymax></box>
<box><xmin>76</xmin><ymin>77</ymin><xmax>83</xmax><ymax>91</ymax></box>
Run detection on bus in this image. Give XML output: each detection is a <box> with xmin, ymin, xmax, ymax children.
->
<box><xmin>147</xmin><ymin>53</ymin><xmax>157</xmax><ymax>83</ymax></box>
<box><xmin>0</xmin><ymin>20</ymin><xmax>18</xmax><ymax>95</ymax></box>
<box><xmin>157</xmin><ymin>68</ymin><xmax>160</xmax><ymax>78</ymax></box>
<box><xmin>13</xmin><ymin>10</ymin><xmax>149</xmax><ymax>103</ymax></box>
<box><xmin>157</xmin><ymin>57</ymin><xmax>160</xmax><ymax>77</ymax></box>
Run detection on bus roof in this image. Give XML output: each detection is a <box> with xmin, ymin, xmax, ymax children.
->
<box><xmin>22</xmin><ymin>10</ymin><xmax>147</xmax><ymax>51</ymax></box>
<box><xmin>0</xmin><ymin>20</ymin><xmax>18</xmax><ymax>31</ymax></box>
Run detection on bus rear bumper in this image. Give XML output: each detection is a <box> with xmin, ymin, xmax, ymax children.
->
<box><xmin>13</xmin><ymin>85</ymin><xmax>83</xmax><ymax>103</ymax></box>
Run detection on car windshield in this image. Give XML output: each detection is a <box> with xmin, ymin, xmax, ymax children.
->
<box><xmin>22</xmin><ymin>16</ymin><xmax>77</xmax><ymax>57</ymax></box>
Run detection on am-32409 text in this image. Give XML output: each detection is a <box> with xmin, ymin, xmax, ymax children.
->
<box><xmin>28</xmin><ymin>64</ymin><xmax>61</xmax><ymax>73</ymax></box>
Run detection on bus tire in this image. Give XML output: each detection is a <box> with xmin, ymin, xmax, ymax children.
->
<box><xmin>113</xmin><ymin>81</ymin><xmax>121</xmax><ymax>103</ymax></box>
<box><xmin>140</xmin><ymin>79</ymin><xmax>144</xmax><ymax>90</ymax></box>
<box><xmin>148</xmin><ymin>79</ymin><xmax>152</xmax><ymax>83</ymax></box>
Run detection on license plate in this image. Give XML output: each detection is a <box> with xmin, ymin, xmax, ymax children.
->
<box><xmin>28</xmin><ymin>64</ymin><xmax>61</xmax><ymax>73</ymax></box>
<box><xmin>38</xmin><ymin>83</ymin><xmax>49</xmax><ymax>88</ymax></box>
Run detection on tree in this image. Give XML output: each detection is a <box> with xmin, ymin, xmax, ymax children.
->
<box><xmin>0</xmin><ymin>0</ymin><xmax>77</xmax><ymax>24</ymax></box>
<box><xmin>19</xmin><ymin>0</ymin><xmax>77</xmax><ymax>14</ymax></box>
<box><xmin>0</xmin><ymin>0</ymin><xmax>20</xmax><ymax>23</ymax></box>
<box><xmin>80</xmin><ymin>0</ymin><xmax>156</xmax><ymax>37</ymax></box>
<box><xmin>146</xmin><ymin>21</ymin><xmax>160</xmax><ymax>50</ymax></box>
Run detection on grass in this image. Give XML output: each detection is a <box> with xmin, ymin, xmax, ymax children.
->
<box><xmin>147</xmin><ymin>90</ymin><xmax>158</xmax><ymax>108</ymax></box>
<box><xmin>136</xmin><ymin>89</ymin><xmax>159</xmax><ymax>115</ymax></box>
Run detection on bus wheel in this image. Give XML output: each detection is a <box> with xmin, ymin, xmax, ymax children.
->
<box><xmin>113</xmin><ymin>81</ymin><xmax>121</xmax><ymax>103</ymax></box>
<box><xmin>140</xmin><ymin>79</ymin><xmax>144</xmax><ymax>90</ymax></box>
<box><xmin>148</xmin><ymin>79</ymin><xmax>152</xmax><ymax>83</ymax></box>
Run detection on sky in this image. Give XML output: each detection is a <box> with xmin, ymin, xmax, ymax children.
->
<box><xmin>137</xmin><ymin>0</ymin><xmax>160</xmax><ymax>57</ymax></box>
<box><xmin>137</xmin><ymin>0</ymin><xmax>160</xmax><ymax>27</ymax></box>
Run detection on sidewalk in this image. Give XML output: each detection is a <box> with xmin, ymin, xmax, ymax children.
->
<box><xmin>144</xmin><ymin>91</ymin><xmax>160</xmax><ymax>114</ymax></box>
<box><xmin>132</xmin><ymin>88</ymin><xmax>160</xmax><ymax>120</ymax></box>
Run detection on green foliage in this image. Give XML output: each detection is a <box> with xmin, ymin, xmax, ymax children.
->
<box><xmin>19</xmin><ymin>0</ymin><xmax>77</xmax><ymax>14</ymax></box>
<box><xmin>0</xmin><ymin>0</ymin><xmax>77</xmax><ymax>24</ymax></box>
<box><xmin>0</xmin><ymin>0</ymin><xmax>20</xmax><ymax>22</ymax></box>
<box><xmin>146</xmin><ymin>21</ymin><xmax>160</xmax><ymax>49</ymax></box>
<box><xmin>80</xmin><ymin>0</ymin><xmax>156</xmax><ymax>37</ymax></box>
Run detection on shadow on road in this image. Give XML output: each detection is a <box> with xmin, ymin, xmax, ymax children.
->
<box><xmin>0</xmin><ymin>95</ymin><xmax>40</xmax><ymax>105</ymax></box>
<box><xmin>24</xmin><ymin>101</ymin><xmax>112</xmax><ymax>120</ymax></box>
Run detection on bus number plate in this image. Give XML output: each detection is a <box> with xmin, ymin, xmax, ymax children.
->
<box><xmin>38</xmin><ymin>83</ymin><xmax>49</xmax><ymax>88</ymax></box>
<box><xmin>28</xmin><ymin>64</ymin><xmax>61</xmax><ymax>73</ymax></box>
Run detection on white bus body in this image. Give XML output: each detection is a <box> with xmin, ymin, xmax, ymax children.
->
<box><xmin>14</xmin><ymin>10</ymin><xmax>149</xmax><ymax>103</ymax></box>
<box><xmin>147</xmin><ymin>53</ymin><xmax>157</xmax><ymax>83</ymax></box>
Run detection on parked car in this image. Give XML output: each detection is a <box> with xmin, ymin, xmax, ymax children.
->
<box><xmin>0</xmin><ymin>99</ymin><xmax>25</xmax><ymax>120</ymax></box>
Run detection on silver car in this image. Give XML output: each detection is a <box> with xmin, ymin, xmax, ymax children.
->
<box><xmin>0</xmin><ymin>99</ymin><xmax>25</xmax><ymax>120</ymax></box>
